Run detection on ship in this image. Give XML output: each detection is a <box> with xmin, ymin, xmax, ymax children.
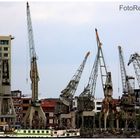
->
<box><xmin>0</xmin><ymin>128</ymin><xmax>80</xmax><ymax>138</ymax></box>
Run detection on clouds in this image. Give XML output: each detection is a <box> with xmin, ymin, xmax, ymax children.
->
<box><xmin>0</xmin><ymin>1</ymin><xmax>139</xmax><ymax>99</ymax></box>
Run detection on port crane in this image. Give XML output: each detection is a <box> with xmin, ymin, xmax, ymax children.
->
<box><xmin>118</xmin><ymin>46</ymin><xmax>136</xmax><ymax>131</ymax></box>
<box><xmin>95</xmin><ymin>29</ymin><xmax>115</xmax><ymax>131</ymax></box>
<box><xmin>128</xmin><ymin>53</ymin><xmax>140</xmax><ymax>88</ymax></box>
<box><xmin>76</xmin><ymin>38</ymin><xmax>100</xmax><ymax>137</ymax></box>
<box><xmin>23</xmin><ymin>2</ymin><xmax>46</xmax><ymax>129</ymax></box>
<box><xmin>60</xmin><ymin>51</ymin><xmax>90</xmax><ymax>108</ymax></box>
<box><xmin>56</xmin><ymin>52</ymin><xmax>90</xmax><ymax>129</ymax></box>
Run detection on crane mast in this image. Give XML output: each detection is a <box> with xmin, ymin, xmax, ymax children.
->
<box><xmin>118</xmin><ymin>46</ymin><xmax>136</xmax><ymax>131</ymax></box>
<box><xmin>27</xmin><ymin>2</ymin><xmax>39</xmax><ymax>102</ymax></box>
<box><xmin>118</xmin><ymin>46</ymin><xmax>133</xmax><ymax>94</ymax></box>
<box><xmin>23</xmin><ymin>2</ymin><xmax>46</xmax><ymax>129</ymax></box>
<box><xmin>128</xmin><ymin>53</ymin><xmax>140</xmax><ymax>88</ymax></box>
<box><xmin>95</xmin><ymin>29</ymin><xmax>113</xmax><ymax>98</ymax></box>
<box><xmin>95</xmin><ymin>29</ymin><xmax>114</xmax><ymax>131</ymax></box>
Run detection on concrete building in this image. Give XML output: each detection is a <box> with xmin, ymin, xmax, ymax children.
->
<box><xmin>0</xmin><ymin>35</ymin><xmax>16</xmax><ymax>129</ymax></box>
<box><xmin>0</xmin><ymin>35</ymin><xmax>14</xmax><ymax>84</ymax></box>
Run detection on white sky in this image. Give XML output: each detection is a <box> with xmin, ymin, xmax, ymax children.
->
<box><xmin>0</xmin><ymin>1</ymin><xmax>139</xmax><ymax>99</ymax></box>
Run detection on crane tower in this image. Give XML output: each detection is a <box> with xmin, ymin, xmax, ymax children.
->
<box><xmin>23</xmin><ymin>2</ymin><xmax>46</xmax><ymax>129</ymax></box>
<box><xmin>118</xmin><ymin>46</ymin><xmax>136</xmax><ymax>131</ymax></box>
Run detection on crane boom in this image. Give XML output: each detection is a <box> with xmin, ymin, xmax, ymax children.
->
<box><xmin>80</xmin><ymin>49</ymin><xmax>99</xmax><ymax>98</ymax></box>
<box><xmin>60</xmin><ymin>51</ymin><xmax>90</xmax><ymax>106</ymax></box>
<box><xmin>118</xmin><ymin>46</ymin><xmax>133</xmax><ymax>94</ymax></box>
<box><xmin>27</xmin><ymin>2</ymin><xmax>39</xmax><ymax>102</ymax></box>
<box><xmin>128</xmin><ymin>53</ymin><xmax>140</xmax><ymax>88</ymax></box>
<box><xmin>27</xmin><ymin>2</ymin><xmax>36</xmax><ymax>60</ymax></box>
<box><xmin>95</xmin><ymin>29</ymin><xmax>112</xmax><ymax>97</ymax></box>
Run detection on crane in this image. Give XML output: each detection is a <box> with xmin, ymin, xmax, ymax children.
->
<box><xmin>95</xmin><ymin>29</ymin><xmax>115</xmax><ymax>131</ymax></box>
<box><xmin>118</xmin><ymin>46</ymin><xmax>136</xmax><ymax>131</ymax></box>
<box><xmin>23</xmin><ymin>2</ymin><xmax>46</xmax><ymax>129</ymax></box>
<box><xmin>128</xmin><ymin>52</ymin><xmax>140</xmax><ymax>88</ymax></box>
<box><xmin>78</xmin><ymin>46</ymin><xmax>100</xmax><ymax>111</ymax></box>
<box><xmin>56</xmin><ymin>52</ymin><xmax>90</xmax><ymax>129</ymax></box>
<box><xmin>76</xmin><ymin>40</ymin><xmax>100</xmax><ymax>137</ymax></box>
<box><xmin>118</xmin><ymin>46</ymin><xmax>134</xmax><ymax>94</ymax></box>
<box><xmin>60</xmin><ymin>51</ymin><xmax>90</xmax><ymax>107</ymax></box>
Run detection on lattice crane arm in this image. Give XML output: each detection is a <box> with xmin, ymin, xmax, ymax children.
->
<box><xmin>27</xmin><ymin>2</ymin><xmax>39</xmax><ymax>103</ymax></box>
<box><xmin>95</xmin><ymin>29</ymin><xmax>113</xmax><ymax>97</ymax></box>
<box><xmin>79</xmin><ymin>48</ymin><xmax>99</xmax><ymax>98</ymax></box>
<box><xmin>128</xmin><ymin>53</ymin><xmax>140</xmax><ymax>88</ymax></box>
<box><xmin>118</xmin><ymin>46</ymin><xmax>133</xmax><ymax>94</ymax></box>
<box><xmin>60</xmin><ymin>51</ymin><xmax>90</xmax><ymax>101</ymax></box>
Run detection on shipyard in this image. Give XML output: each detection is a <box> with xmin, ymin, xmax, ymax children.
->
<box><xmin>0</xmin><ymin>1</ymin><xmax>140</xmax><ymax>138</ymax></box>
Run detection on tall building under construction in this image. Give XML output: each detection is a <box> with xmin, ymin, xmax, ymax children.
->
<box><xmin>0</xmin><ymin>35</ymin><xmax>16</xmax><ymax>129</ymax></box>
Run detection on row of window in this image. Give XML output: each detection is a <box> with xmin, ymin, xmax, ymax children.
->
<box><xmin>23</xmin><ymin>130</ymin><xmax>49</xmax><ymax>134</ymax></box>
<box><xmin>0</xmin><ymin>53</ymin><xmax>8</xmax><ymax>57</ymax></box>
<box><xmin>0</xmin><ymin>40</ymin><xmax>9</xmax><ymax>45</ymax></box>
<box><xmin>0</xmin><ymin>47</ymin><xmax>9</xmax><ymax>51</ymax></box>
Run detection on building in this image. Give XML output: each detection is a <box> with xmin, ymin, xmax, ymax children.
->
<box><xmin>0</xmin><ymin>35</ymin><xmax>14</xmax><ymax>83</ymax></box>
<box><xmin>11</xmin><ymin>91</ymin><xmax>59</xmax><ymax>129</ymax></box>
<box><xmin>11</xmin><ymin>90</ymin><xmax>31</xmax><ymax>129</ymax></box>
<box><xmin>0</xmin><ymin>35</ymin><xmax>16</xmax><ymax>129</ymax></box>
<box><xmin>93</xmin><ymin>98</ymin><xmax>103</xmax><ymax>113</ymax></box>
<box><xmin>41</xmin><ymin>98</ymin><xmax>59</xmax><ymax>129</ymax></box>
<box><xmin>11</xmin><ymin>90</ymin><xmax>22</xmax><ymax>129</ymax></box>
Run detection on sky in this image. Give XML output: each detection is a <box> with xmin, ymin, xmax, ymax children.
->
<box><xmin>0</xmin><ymin>1</ymin><xmax>140</xmax><ymax>99</ymax></box>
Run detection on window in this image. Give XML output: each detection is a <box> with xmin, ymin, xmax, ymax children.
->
<box><xmin>37</xmin><ymin>130</ymin><xmax>40</xmax><ymax>133</ymax></box>
<box><xmin>42</xmin><ymin>130</ymin><xmax>44</xmax><ymax>133</ymax></box>
<box><xmin>23</xmin><ymin>100</ymin><xmax>30</xmax><ymax>104</ymax></box>
<box><xmin>24</xmin><ymin>130</ymin><xmax>26</xmax><ymax>133</ymax></box>
<box><xmin>97</xmin><ymin>107</ymin><xmax>101</xmax><ymax>110</ymax></box>
<box><xmin>4</xmin><ymin>47</ymin><xmax>8</xmax><ymax>51</ymax></box>
<box><xmin>33</xmin><ymin>130</ymin><xmax>35</xmax><ymax>133</ymax></box>
<box><xmin>96</xmin><ymin>102</ymin><xmax>102</xmax><ymax>105</ymax></box>
<box><xmin>4</xmin><ymin>53</ymin><xmax>8</xmax><ymax>57</ymax></box>
<box><xmin>0</xmin><ymin>40</ymin><xmax>9</xmax><ymax>45</ymax></box>
<box><xmin>49</xmin><ymin>112</ymin><xmax>54</xmax><ymax>117</ymax></box>
<box><xmin>28</xmin><ymin>130</ymin><xmax>31</xmax><ymax>133</ymax></box>
<box><xmin>49</xmin><ymin>119</ymin><xmax>53</xmax><ymax>124</ymax></box>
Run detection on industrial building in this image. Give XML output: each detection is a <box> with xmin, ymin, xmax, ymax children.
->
<box><xmin>11</xmin><ymin>90</ymin><xmax>59</xmax><ymax>129</ymax></box>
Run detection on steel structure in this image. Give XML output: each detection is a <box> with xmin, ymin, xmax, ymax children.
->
<box><xmin>128</xmin><ymin>53</ymin><xmax>140</xmax><ymax>88</ymax></box>
<box><xmin>23</xmin><ymin>2</ymin><xmax>46</xmax><ymax>129</ymax></box>
<box><xmin>60</xmin><ymin>51</ymin><xmax>90</xmax><ymax>107</ymax></box>
<box><xmin>118</xmin><ymin>46</ymin><xmax>136</xmax><ymax>131</ymax></box>
<box><xmin>55</xmin><ymin>52</ymin><xmax>90</xmax><ymax>129</ymax></box>
<box><xmin>76</xmin><ymin>37</ymin><xmax>100</xmax><ymax>137</ymax></box>
<box><xmin>95</xmin><ymin>29</ymin><xmax>114</xmax><ymax>131</ymax></box>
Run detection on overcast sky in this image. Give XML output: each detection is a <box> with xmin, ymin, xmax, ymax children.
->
<box><xmin>0</xmin><ymin>1</ymin><xmax>139</xmax><ymax>99</ymax></box>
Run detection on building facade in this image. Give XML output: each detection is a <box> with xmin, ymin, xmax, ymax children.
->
<box><xmin>41</xmin><ymin>98</ymin><xmax>59</xmax><ymax>129</ymax></box>
<box><xmin>93</xmin><ymin>98</ymin><xmax>103</xmax><ymax>113</ymax></box>
<box><xmin>0</xmin><ymin>35</ymin><xmax>14</xmax><ymax>84</ymax></box>
<box><xmin>0</xmin><ymin>35</ymin><xmax>16</xmax><ymax>129</ymax></box>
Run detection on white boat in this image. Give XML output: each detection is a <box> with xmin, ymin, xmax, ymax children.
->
<box><xmin>0</xmin><ymin>128</ymin><xmax>80</xmax><ymax>138</ymax></box>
